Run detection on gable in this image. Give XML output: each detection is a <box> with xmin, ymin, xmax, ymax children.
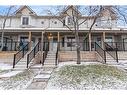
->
<box><xmin>61</xmin><ymin>6</ymin><xmax>81</xmax><ymax>16</ymax></box>
<box><xmin>101</xmin><ymin>6</ymin><xmax>117</xmax><ymax>20</ymax></box>
<box><xmin>15</xmin><ymin>6</ymin><xmax>36</xmax><ymax>16</ymax></box>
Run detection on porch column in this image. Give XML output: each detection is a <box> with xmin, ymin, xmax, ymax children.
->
<box><xmin>58</xmin><ymin>32</ymin><xmax>60</xmax><ymax>42</ymax></box>
<box><xmin>102</xmin><ymin>32</ymin><xmax>106</xmax><ymax>49</ymax></box>
<box><xmin>57</xmin><ymin>32</ymin><xmax>60</xmax><ymax>50</ymax></box>
<box><xmin>28</xmin><ymin>31</ymin><xmax>32</xmax><ymax>50</ymax></box>
<box><xmin>89</xmin><ymin>33</ymin><xmax>92</xmax><ymax>51</ymax></box>
<box><xmin>41</xmin><ymin>32</ymin><xmax>44</xmax><ymax>52</ymax></box>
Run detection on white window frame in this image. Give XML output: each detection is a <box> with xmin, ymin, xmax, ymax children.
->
<box><xmin>67</xmin><ymin>17</ymin><xmax>73</xmax><ymax>26</ymax></box>
<box><xmin>21</xmin><ymin>16</ymin><xmax>30</xmax><ymax>25</ymax></box>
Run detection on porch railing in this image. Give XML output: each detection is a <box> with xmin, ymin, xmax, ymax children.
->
<box><xmin>27</xmin><ymin>41</ymin><xmax>40</xmax><ymax>68</ymax></box>
<box><xmin>13</xmin><ymin>42</ymin><xmax>29</xmax><ymax>68</ymax></box>
<box><xmin>58</xmin><ymin>42</ymin><xmax>94</xmax><ymax>51</ymax></box>
<box><xmin>104</xmin><ymin>42</ymin><xmax>118</xmax><ymax>62</ymax></box>
<box><xmin>1</xmin><ymin>42</ymin><xmax>25</xmax><ymax>51</ymax></box>
<box><xmin>95</xmin><ymin>42</ymin><xmax>106</xmax><ymax>63</ymax></box>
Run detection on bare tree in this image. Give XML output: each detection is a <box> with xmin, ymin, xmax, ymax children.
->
<box><xmin>44</xmin><ymin>5</ymin><xmax>124</xmax><ymax>64</ymax></box>
<box><xmin>0</xmin><ymin>6</ymin><xmax>15</xmax><ymax>51</ymax></box>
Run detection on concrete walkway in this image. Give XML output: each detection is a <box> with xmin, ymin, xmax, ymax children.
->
<box><xmin>26</xmin><ymin>67</ymin><xmax>55</xmax><ymax>90</ymax></box>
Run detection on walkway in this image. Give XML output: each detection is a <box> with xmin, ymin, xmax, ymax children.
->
<box><xmin>26</xmin><ymin>51</ymin><xmax>57</xmax><ymax>89</ymax></box>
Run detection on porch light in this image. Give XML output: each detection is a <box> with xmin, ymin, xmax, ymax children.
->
<box><xmin>48</xmin><ymin>33</ymin><xmax>53</xmax><ymax>39</ymax></box>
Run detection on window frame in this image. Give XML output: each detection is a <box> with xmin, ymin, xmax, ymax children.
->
<box><xmin>21</xmin><ymin>16</ymin><xmax>29</xmax><ymax>25</ymax></box>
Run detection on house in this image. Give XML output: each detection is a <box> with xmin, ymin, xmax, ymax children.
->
<box><xmin>0</xmin><ymin>5</ymin><xmax>127</xmax><ymax>67</ymax></box>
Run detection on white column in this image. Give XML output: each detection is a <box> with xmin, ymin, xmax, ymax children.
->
<box><xmin>41</xmin><ymin>32</ymin><xmax>44</xmax><ymax>52</ymax></box>
<box><xmin>89</xmin><ymin>33</ymin><xmax>91</xmax><ymax>51</ymax></box>
<box><xmin>28</xmin><ymin>31</ymin><xmax>32</xmax><ymax>50</ymax></box>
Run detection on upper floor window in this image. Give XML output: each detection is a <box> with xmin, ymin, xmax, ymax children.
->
<box><xmin>54</xmin><ymin>21</ymin><xmax>57</xmax><ymax>24</ymax></box>
<box><xmin>68</xmin><ymin>17</ymin><xmax>73</xmax><ymax>26</ymax></box>
<box><xmin>41</xmin><ymin>21</ymin><xmax>44</xmax><ymax>24</ymax></box>
<box><xmin>63</xmin><ymin>19</ymin><xmax>65</xmax><ymax>26</ymax></box>
<box><xmin>22</xmin><ymin>17</ymin><xmax>29</xmax><ymax>25</ymax></box>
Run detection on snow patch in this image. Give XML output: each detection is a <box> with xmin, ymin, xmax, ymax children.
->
<box><xmin>0</xmin><ymin>63</ymin><xmax>12</xmax><ymax>70</ymax></box>
<box><xmin>0</xmin><ymin>71</ymin><xmax>23</xmax><ymax>78</ymax></box>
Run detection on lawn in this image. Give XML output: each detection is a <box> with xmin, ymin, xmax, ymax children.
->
<box><xmin>0</xmin><ymin>69</ymin><xmax>35</xmax><ymax>90</ymax></box>
<box><xmin>46</xmin><ymin>64</ymin><xmax>127</xmax><ymax>90</ymax></box>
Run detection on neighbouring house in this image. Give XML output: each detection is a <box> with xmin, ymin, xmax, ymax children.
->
<box><xmin>0</xmin><ymin>5</ymin><xmax>127</xmax><ymax>67</ymax></box>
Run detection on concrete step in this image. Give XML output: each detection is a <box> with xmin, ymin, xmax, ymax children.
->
<box><xmin>30</xmin><ymin>64</ymin><xmax>43</xmax><ymax>69</ymax></box>
<box><xmin>46</xmin><ymin>57</ymin><xmax>56</xmax><ymax>60</ymax></box>
<box><xmin>43</xmin><ymin>65</ymin><xmax>56</xmax><ymax>68</ymax></box>
<box><xmin>33</xmin><ymin>74</ymin><xmax>51</xmax><ymax>82</ymax></box>
<box><xmin>40</xmin><ymin>70</ymin><xmax>53</xmax><ymax>74</ymax></box>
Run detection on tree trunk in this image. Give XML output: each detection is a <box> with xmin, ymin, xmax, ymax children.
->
<box><xmin>75</xmin><ymin>6</ymin><xmax>81</xmax><ymax>64</ymax></box>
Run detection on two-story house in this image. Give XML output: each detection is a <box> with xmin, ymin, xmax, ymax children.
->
<box><xmin>0</xmin><ymin>5</ymin><xmax>127</xmax><ymax>52</ymax></box>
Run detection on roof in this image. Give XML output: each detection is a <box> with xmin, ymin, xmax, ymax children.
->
<box><xmin>14</xmin><ymin>5</ymin><xmax>37</xmax><ymax>15</ymax></box>
<box><xmin>60</xmin><ymin>5</ymin><xmax>82</xmax><ymax>16</ymax></box>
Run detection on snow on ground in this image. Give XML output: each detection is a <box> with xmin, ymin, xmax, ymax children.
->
<box><xmin>0</xmin><ymin>69</ymin><xmax>37</xmax><ymax>90</ymax></box>
<box><xmin>46</xmin><ymin>62</ymin><xmax>127</xmax><ymax>90</ymax></box>
<box><xmin>0</xmin><ymin>63</ymin><xmax>12</xmax><ymax>70</ymax></box>
<box><xmin>58</xmin><ymin>61</ymin><xmax>101</xmax><ymax>68</ymax></box>
<box><xmin>0</xmin><ymin>71</ymin><xmax>23</xmax><ymax>78</ymax></box>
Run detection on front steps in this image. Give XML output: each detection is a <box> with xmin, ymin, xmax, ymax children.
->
<box><xmin>13</xmin><ymin>53</ymin><xmax>34</xmax><ymax>70</ymax></box>
<box><xmin>106</xmin><ymin>52</ymin><xmax>117</xmax><ymax>64</ymax></box>
<box><xmin>26</xmin><ymin>51</ymin><xmax>57</xmax><ymax>89</ymax></box>
<box><xmin>43</xmin><ymin>51</ymin><xmax>57</xmax><ymax>68</ymax></box>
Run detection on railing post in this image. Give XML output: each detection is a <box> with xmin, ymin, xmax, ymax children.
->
<box><xmin>27</xmin><ymin>54</ymin><xmax>29</xmax><ymax>68</ymax></box>
<box><xmin>11</xmin><ymin>39</ymin><xmax>13</xmax><ymax>51</ymax></box>
<box><xmin>14</xmin><ymin>42</ymin><xmax>16</xmax><ymax>51</ymax></box>
<box><xmin>5</xmin><ymin>38</ymin><xmax>7</xmax><ymax>51</ymax></box>
<box><xmin>123</xmin><ymin>39</ymin><xmax>125</xmax><ymax>51</ymax></box>
<box><xmin>22</xmin><ymin>46</ymin><xmax>25</xmax><ymax>57</ymax></box>
<box><xmin>116</xmin><ymin>42</ymin><xmax>118</xmax><ymax>51</ymax></box>
<box><xmin>34</xmin><ymin>48</ymin><xmax>36</xmax><ymax>58</ymax></box>
<box><xmin>95</xmin><ymin>42</ymin><xmax>96</xmax><ymax>51</ymax></box>
<box><xmin>116</xmin><ymin>49</ymin><xmax>118</xmax><ymax>63</ymax></box>
<box><xmin>104</xmin><ymin>50</ymin><xmax>106</xmax><ymax>63</ymax></box>
<box><xmin>38</xmin><ymin>42</ymin><xmax>40</xmax><ymax>51</ymax></box>
<box><xmin>13</xmin><ymin>54</ymin><xmax>16</xmax><ymax>68</ymax></box>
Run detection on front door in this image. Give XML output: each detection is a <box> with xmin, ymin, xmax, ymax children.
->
<box><xmin>49</xmin><ymin>37</ymin><xmax>58</xmax><ymax>51</ymax></box>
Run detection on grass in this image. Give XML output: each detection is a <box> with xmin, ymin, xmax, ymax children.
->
<box><xmin>0</xmin><ymin>69</ymin><xmax>35</xmax><ymax>90</ymax></box>
<box><xmin>58</xmin><ymin>64</ymin><xmax>127</xmax><ymax>81</ymax></box>
<box><xmin>46</xmin><ymin>64</ymin><xmax>127</xmax><ymax>89</ymax></box>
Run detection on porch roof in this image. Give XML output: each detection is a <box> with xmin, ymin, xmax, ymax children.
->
<box><xmin>0</xmin><ymin>27</ymin><xmax>127</xmax><ymax>33</ymax></box>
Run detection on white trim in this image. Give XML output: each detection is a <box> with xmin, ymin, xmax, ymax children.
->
<box><xmin>21</xmin><ymin>16</ymin><xmax>30</xmax><ymax>26</ymax></box>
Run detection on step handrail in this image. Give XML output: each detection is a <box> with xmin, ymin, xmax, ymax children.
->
<box><xmin>27</xmin><ymin>41</ymin><xmax>40</xmax><ymax>68</ymax></box>
<box><xmin>104</xmin><ymin>42</ymin><xmax>118</xmax><ymax>62</ymax></box>
<box><xmin>13</xmin><ymin>42</ymin><xmax>29</xmax><ymax>68</ymax></box>
<box><xmin>95</xmin><ymin>42</ymin><xmax>106</xmax><ymax>63</ymax></box>
<box><xmin>55</xmin><ymin>42</ymin><xmax>59</xmax><ymax>66</ymax></box>
<box><xmin>42</xmin><ymin>42</ymin><xmax>49</xmax><ymax>65</ymax></box>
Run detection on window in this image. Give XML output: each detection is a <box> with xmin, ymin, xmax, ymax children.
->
<box><xmin>67</xmin><ymin>37</ymin><xmax>75</xmax><ymax>47</ymax></box>
<box><xmin>22</xmin><ymin>17</ymin><xmax>29</xmax><ymax>25</ymax></box>
<box><xmin>54</xmin><ymin>21</ymin><xmax>57</xmax><ymax>24</ymax></box>
<box><xmin>62</xmin><ymin>37</ymin><xmax>64</xmax><ymax>47</ymax></box>
<box><xmin>68</xmin><ymin>17</ymin><xmax>73</xmax><ymax>25</ymax></box>
<box><xmin>41</xmin><ymin>21</ymin><xmax>44</xmax><ymax>24</ymax></box>
<box><xmin>63</xmin><ymin>19</ymin><xmax>65</xmax><ymax>26</ymax></box>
